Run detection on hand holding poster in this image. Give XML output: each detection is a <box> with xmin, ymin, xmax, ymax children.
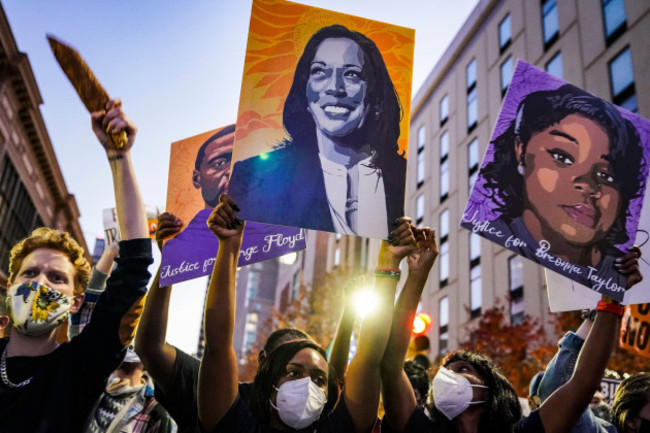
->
<box><xmin>461</xmin><ymin>60</ymin><xmax>650</xmax><ymax>302</ymax></box>
<box><xmin>228</xmin><ymin>0</ymin><xmax>415</xmax><ymax>240</ymax></box>
<box><xmin>161</xmin><ymin>125</ymin><xmax>306</xmax><ymax>286</ymax></box>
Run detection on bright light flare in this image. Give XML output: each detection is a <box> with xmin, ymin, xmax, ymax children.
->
<box><xmin>353</xmin><ymin>287</ymin><xmax>378</xmax><ymax>318</ymax></box>
<box><xmin>412</xmin><ymin>313</ymin><xmax>432</xmax><ymax>334</ymax></box>
<box><xmin>279</xmin><ymin>252</ymin><xmax>298</xmax><ymax>265</ymax></box>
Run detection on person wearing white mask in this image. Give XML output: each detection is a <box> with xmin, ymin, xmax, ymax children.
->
<box><xmin>379</xmin><ymin>235</ymin><xmax>642</xmax><ymax>432</ymax></box>
<box><xmin>196</xmin><ymin>194</ymin><xmax>416</xmax><ymax>433</ymax></box>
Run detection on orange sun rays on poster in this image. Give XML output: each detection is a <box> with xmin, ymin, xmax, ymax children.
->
<box><xmin>233</xmin><ymin>0</ymin><xmax>415</xmax><ymax>161</ymax></box>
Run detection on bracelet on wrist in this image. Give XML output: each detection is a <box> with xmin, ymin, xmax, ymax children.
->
<box><xmin>375</xmin><ymin>267</ymin><xmax>401</xmax><ymax>280</ymax></box>
<box><xmin>108</xmin><ymin>154</ymin><xmax>124</xmax><ymax>162</ymax></box>
<box><xmin>596</xmin><ymin>300</ymin><xmax>625</xmax><ymax>317</ymax></box>
<box><xmin>376</xmin><ymin>267</ymin><xmax>401</xmax><ymax>273</ymax></box>
<box><xmin>601</xmin><ymin>295</ymin><xmax>621</xmax><ymax>306</ymax></box>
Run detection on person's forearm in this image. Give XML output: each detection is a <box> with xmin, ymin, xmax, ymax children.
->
<box><xmin>572</xmin><ymin>310</ymin><xmax>619</xmax><ymax>399</ymax></box>
<box><xmin>135</xmin><ymin>267</ymin><xmax>176</xmax><ymax>380</ymax></box>
<box><xmin>539</xmin><ymin>306</ymin><xmax>620</xmax><ymax>432</ymax></box>
<box><xmin>575</xmin><ymin>317</ymin><xmax>592</xmax><ymax>340</ymax></box>
<box><xmin>198</xmin><ymin>235</ymin><xmax>242</xmax><ymax>431</ymax></box>
<box><xmin>381</xmin><ymin>272</ymin><xmax>427</xmax><ymax>375</ymax></box>
<box><xmin>379</xmin><ymin>272</ymin><xmax>426</xmax><ymax>432</ymax></box>
<box><xmin>203</xmin><ymin>238</ymin><xmax>241</xmax><ymax>352</ymax></box>
<box><xmin>109</xmin><ymin>152</ymin><xmax>148</xmax><ymax>240</ymax></box>
<box><xmin>329</xmin><ymin>306</ymin><xmax>356</xmax><ymax>380</ymax></box>
<box><xmin>344</xmin><ymin>267</ymin><xmax>399</xmax><ymax>433</ymax></box>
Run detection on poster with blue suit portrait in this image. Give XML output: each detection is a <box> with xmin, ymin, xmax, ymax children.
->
<box><xmin>228</xmin><ymin>0</ymin><xmax>415</xmax><ymax>240</ymax></box>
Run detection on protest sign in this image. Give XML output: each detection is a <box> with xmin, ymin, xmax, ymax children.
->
<box><xmin>103</xmin><ymin>205</ymin><xmax>160</xmax><ymax>245</ymax></box>
<box><xmin>620</xmin><ymin>304</ymin><xmax>650</xmax><ymax>359</ymax></box>
<box><xmin>599</xmin><ymin>377</ymin><xmax>621</xmax><ymax>406</ymax></box>
<box><xmin>228</xmin><ymin>0</ymin><xmax>415</xmax><ymax>240</ymax></box>
<box><xmin>161</xmin><ymin>126</ymin><xmax>306</xmax><ymax>286</ymax></box>
<box><xmin>461</xmin><ymin>60</ymin><xmax>650</xmax><ymax>302</ymax></box>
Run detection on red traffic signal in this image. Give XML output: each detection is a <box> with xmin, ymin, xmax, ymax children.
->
<box><xmin>412</xmin><ymin>313</ymin><xmax>432</xmax><ymax>335</ymax></box>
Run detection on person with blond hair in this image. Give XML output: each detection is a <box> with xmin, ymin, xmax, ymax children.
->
<box><xmin>0</xmin><ymin>100</ymin><xmax>153</xmax><ymax>433</ymax></box>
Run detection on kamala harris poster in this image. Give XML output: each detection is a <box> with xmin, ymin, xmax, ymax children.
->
<box><xmin>228</xmin><ymin>0</ymin><xmax>415</xmax><ymax>240</ymax></box>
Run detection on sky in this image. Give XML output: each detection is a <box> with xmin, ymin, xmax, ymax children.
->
<box><xmin>3</xmin><ymin>0</ymin><xmax>478</xmax><ymax>354</ymax></box>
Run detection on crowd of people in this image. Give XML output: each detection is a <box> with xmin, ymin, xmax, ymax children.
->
<box><xmin>0</xmin><ymin>100</ymin><xmax>647</xmax><ymax>433</ymax></box>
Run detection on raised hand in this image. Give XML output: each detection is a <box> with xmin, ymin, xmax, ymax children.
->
<box><xmin>407</xmin><ymin>227</ymin><xmax>438</xmax><ymax>278</ymax></box>
<box><xmin>155</xmin><ymin>212</ymin><xmax>184</xmax><ymax>252</ymax></box>
<box><xmin>206</xmin><ymin>194</ymin><xmax>244</xmax><ymax>241</ymax></box>
<box><xmin>379</xmin><ymin>217</ymin><xmax>416</xmax><ymax>268</ymax></box>
<box><xmin>616</xmin><ymin>245</ymin><xmax>643</xmax><ymax>289</ymax></box>
<box><xmin>90</xmin><ymin>99</ymin><xmax>136</xmax><ymax>154</ymax></box>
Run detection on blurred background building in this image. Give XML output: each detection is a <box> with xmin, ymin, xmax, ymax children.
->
<box><xmin>0</xmin><ymin>4</ymin><xmax>88</xmax><ymax>284</ymax></box>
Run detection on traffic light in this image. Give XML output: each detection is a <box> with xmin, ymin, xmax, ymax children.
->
<box><xmin>412</xmin><ymin>313</ymin><xmax>432</xmax><ymax>335</ymax></box>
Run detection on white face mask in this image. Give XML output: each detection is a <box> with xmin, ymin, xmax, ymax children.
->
<box><xmin>433</xmin><ymin>366</ymin><xmax>488</xmax><ymax>420</ymax></box>
<box><xmin>270</xmin><ymin>376</ymin><xmax>327</xmax><ymax>429</ymax></box>
<box><xmin>6</xmin><ymin>282</ymin><xmax>71</xmax><ymax>336</ymax></box>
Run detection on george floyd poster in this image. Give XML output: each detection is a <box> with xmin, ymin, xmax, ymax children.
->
<box><xmin>228</xmin><ymin>0</ymin><xmax>415</xmax><ymax>240</ymax></box>
<box><xmin>461</xmin><ymin>60</ymin><xmax>650</xmax><ymax>302</ymax></box>
<box><xmin>161</xmin><ymin>125</ymin><xmax>307</xmax><ymax>286</ymax></box>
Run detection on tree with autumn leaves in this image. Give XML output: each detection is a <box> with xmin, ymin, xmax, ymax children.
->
<box><xmin>457</xmin><ymin>301</ymin><xmax>557</xmax><ymax>396</ymax></box>
<box><xmin>459</xmin><ymin>303</ymin><xmax>650</xmax><ymax>397</ymax></box>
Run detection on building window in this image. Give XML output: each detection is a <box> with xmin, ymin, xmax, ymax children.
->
<box><xmin>545</xmin><ymin>52</ymin><xmax>563</xmax><ymax>79</ymax></box>
<box><xmin>418</xmin><ymin>125</ymin><xmax>426</xmax><ymax>151</ymax></box>
<box><xmin>467</xmin><ymin>58</ymin><xmax>478</xmax><ymax>132</ymax></box>
<box><xmin>334</xmin><ymin>248</ymin><xmax>341</xmax><ymax>267</ymax></box>
<box><xmin>467</xmin><ymin>88</ymin><xmax>478</xmax><ymax>132</ymax></box>
<box><xmin>439</xmin><ymin>296</ymin><xmax>449</xmax><ymax>355</ymax></box>
<box><xmin>602</xmin><ymin>0</ymin><xmax>627</xmax><ymax>45</ymax></box>
<box><xmin>439</xmin><ymin>209</ymin><xmax>450</xmax><ymax>287</ymax></box>
<box><xmin>417</xmin><ymin>150</ymin><xmax>425</xmax><ymax>188</ymax></box>
<box><xmin>247</xmin><ymin>273</ymin><xmax>258</xmax><ymax>301</ymax></box>
<box><xmin>416</xmin><ymin>194</ymin><xmax>425</xmax><ymax>225</ymax></box>
<box><xmin>440</xmin><ymin>131</ymin><xmax>449</xmax><ymax>159</ymax></box>
<box><xmin>291</xmin><ymin>271</ymin><xmax>300</xmax><ymax>301</ymax></box>
<box><xmin>470</xmin><ymin>264</ymin><xmax>482</xmax><ymax>318</ymax></box>
<box><xmin>0</xmin><ymin>157</ymin><xmax>42</xmax><ymax>274</ymax></box>
<box><xmin>469</xmin><ymin>232</ymin><xmax>481</xmax><ymax>318</ymax></box>
<box><xmin>542</xmin><ymin>0</ymin><xmax>559</xmax><ymax>49</ymax></box>
<box><xmin>440</xmin><ymin>131</ymin><xmax>449</xmax><ymax>202</ymax></box>
<box><xmin>440</xmin><ymin>159</ymin><xmax>449</xmax><ymax>203</ymax></box>
<box><xmin>440</xmin><ymin>95</ymin><xmax>449</xmax><ymax>126</ymax></box>
<box><xmin>469</xmin><ymin>232</ymin><xmax>481</xmax><ymax>266</ymax></box>
<box><xmin>467</xmin><ymin>59</ymin><xmax>477</xmax><ymax>90</ymax></box>
<box><xmin>499</xmin><ymin>14</ymin><xmax>512</xmax><ymax>52</ymax></box>
<box><xmin>609</xmin><ymin>47</ymin><xmax>637</xmax><ymax>112</ymax></box>
<box><xmin>509</xmin><ymin>255</ymin><xmax>524</xmax><ymax>324</ymax></box>
<box><xmin>500</xmin><ymin>56</ymin><xmax>513</xmax><ymax>96</ymax></box>
<box><xmin>468</xmin><ymin>138</ymin><xmax>479</xmax><ymax>193</ymax></box>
